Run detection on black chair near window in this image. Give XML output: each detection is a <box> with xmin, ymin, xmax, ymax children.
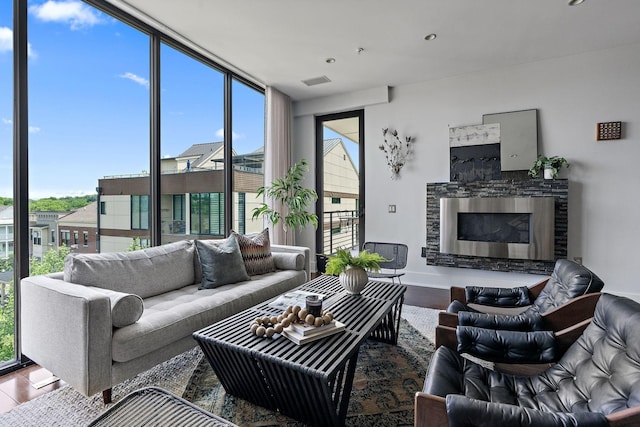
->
<box><xmin>361</xmin><ymin>242</ymin><xmax>408</xmax><ymax>285</ymax></box>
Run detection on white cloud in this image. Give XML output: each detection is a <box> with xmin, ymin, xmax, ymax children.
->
<box><xmin>0</xmin><ymin>27</ymin><xmax>36</xmax><ymax>57</ymax></box>
<box><xmin>0</xmin><ymin>28</ymin><xmax>12</xmax><ymax>53</ymax></box>
<box><xmin>29</xmin><ymin>1</ymin><xmax>102</xmax><ymax>30</ymax></box>
<box><xmin>119</xmin><ymin>72</ymin><xmax>149</xmax><ymax>89</ymax></box>
<box><xmin>215</xmin><ymin>128</ymin><xmax>242</xmax><ymax>141</ymax></box>
<box><xmin>2</xmin><ymin>119</ymin><xmax>40</xmax><ymax>133</ymax></box>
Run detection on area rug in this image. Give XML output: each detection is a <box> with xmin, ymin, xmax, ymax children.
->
<box><xmin>0</xmin><ymin>306</ymin><xmax>437</xmax><ymax>426</ymax></box>
<box><xmin>183</xmin><ymin>318</ymin><xmax>435</xmax><ymax>426</ymax></box>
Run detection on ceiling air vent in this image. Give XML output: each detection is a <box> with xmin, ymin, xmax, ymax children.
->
<box><xmin>302</xmin><ymin>75</ymin><xmax>331</xmax><ymax>86</ymax></box>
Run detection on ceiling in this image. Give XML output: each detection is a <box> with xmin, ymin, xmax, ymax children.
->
<box><xmin>109</xmin><ymin>0</ymin><xmax>640</xmax><ymax>102</ymax></box>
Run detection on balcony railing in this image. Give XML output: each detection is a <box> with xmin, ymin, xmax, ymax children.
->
<box><xmin>323</xmin><ymin>210</ymin><xmax>359</xmax><ymax>255</ymax></box>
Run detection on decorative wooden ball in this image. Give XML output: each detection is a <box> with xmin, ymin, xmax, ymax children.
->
<box><xmin>249</xmin><ymin>305</ymin><xmax>335</xmax><ymax>338</ymax></box>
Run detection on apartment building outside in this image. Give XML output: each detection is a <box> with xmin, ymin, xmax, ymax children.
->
<box><xmin>57</xmin><ymin>202</ymin><xmax>99</xmax><ymax>254</ymax></box>
<box><xmin>29</xmin><ymin>210</ymin><xmax>71</xmax><ymax>261</ymax></box>
<box><xmin>96</xmin><ymin>140</ymin><xmax>359</xmax><ymax>253</ymax></box>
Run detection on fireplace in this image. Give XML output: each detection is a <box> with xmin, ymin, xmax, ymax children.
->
<box><xmin>440</xmin><ymin>197</ymin><xmax>555</xmax><ymax>261</ymax></box>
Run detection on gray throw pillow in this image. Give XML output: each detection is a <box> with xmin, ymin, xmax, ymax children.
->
<box><xmin>196</xmin><ymin>236</ymin><xmax>250</xmax><ymax>289</ymax></box>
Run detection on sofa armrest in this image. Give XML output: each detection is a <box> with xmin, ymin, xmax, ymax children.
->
<box><xmin>435</xmin><ymin>325</ymin><xmax>458</xmax><ymax>350</ymax></box>
<box><xmin>415</xmin><ymin>392</ymin><xmax>448</xmax><ymax>427</ymax></box>
<box><xmin>464</xmin><ymin>286</ymin><xmax>531</xmax><ymax>307</ymax></box>
<box><xmin>445</xmin><ymin>395</ymin><xmax>608</xmax><ymax>427</ymax></box>
<box><xmin>458</xmin><ymin>311</ymin><xmax>544</xmax><ymax>331</ymax></box>
<box><xmin>542</xmin><ymin>292</ymin><xmax>602</xmax><ymax>331</ymax></box>
<box><xmin>271</xmin><ymin>244</ymin><xmax>310</xmax><ymax>280</ymax></box>
<box><xmin>450</xmin><ymin>286</ymin><xmax>466</xmax><ymax>305</ymax></box>
<box><xmin>20</xmin><ymin>275</ymin><xmax>113</xmax><ymax>397</ymax></box>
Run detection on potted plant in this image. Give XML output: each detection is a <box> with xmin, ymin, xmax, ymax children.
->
<box><xmin>252</xmin><ymin>159</ymin><xmax>319</xmax><ymax>244</ymax></box>
<box><xmin>325</xmin><ymin>248</ymin><xmax>389</xmax><ymax>295</ymax></box>
<box><xmin>528</xmin><ymin>155</ymin><xmax>570</xmax><ymax>179</ymax></box>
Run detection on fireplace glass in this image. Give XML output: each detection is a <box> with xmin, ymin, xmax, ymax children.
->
<box><xmin>457</xmin><ymin>213</ymin><xmax>530</xmax><ymax>244</ymax></box>
<box><xmin>440</xmin><ymin>197</ymin><xmax>554</xmax><ymax>261</ymax></box>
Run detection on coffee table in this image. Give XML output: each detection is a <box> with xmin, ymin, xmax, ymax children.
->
<box><xmin>193</xmin><ymin>274</ymin><xmax>406</xmax><ymax>427</ymax></box>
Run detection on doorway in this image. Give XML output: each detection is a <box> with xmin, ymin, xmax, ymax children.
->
<box><xmin>315</xmin><ymin>110</ymin><xmax>365</xmax><ymax>262</ymax></box>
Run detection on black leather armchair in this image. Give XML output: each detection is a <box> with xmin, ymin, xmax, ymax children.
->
<box><xmin>416</xmin><ymin>293</ymin><xmax>640</xmax><ymax>427</ymax></box>
<box><xmin>436</xmin><ymin>259</ymin><xmax>604</xmax><ymax>363</ymax></box>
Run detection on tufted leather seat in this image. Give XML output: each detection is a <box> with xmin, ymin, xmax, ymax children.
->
<box><xmin>448</xmin><ymin>259</ymin><xmax>604</xmax><ymax>317</ymax></box>
<box><xmin>417</xmin><ymin>293</ymin><xmax>640</xmax><ymax>427</ymax></box>
<box><xmin>436</xmin><ymin>259</ymin><xmax>605</xmax><ymax>363</ymax></box>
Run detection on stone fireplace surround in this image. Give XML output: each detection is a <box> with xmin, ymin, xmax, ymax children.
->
<box><xmin>426</xmin><ymin>180</ymin><xmax>568</xmax><ymax>275</ymax></box>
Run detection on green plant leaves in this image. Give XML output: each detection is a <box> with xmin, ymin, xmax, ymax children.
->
<box><xmin>251</xmin><ymin>159</ymin><xmax>319</xmax><ymax>233</ymax></box>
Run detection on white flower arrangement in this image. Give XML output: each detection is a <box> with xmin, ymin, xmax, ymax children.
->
<box><xmin>379</xmin><ymin>128</ymin><xmax>414</xmax><ymax>179</ymax></box>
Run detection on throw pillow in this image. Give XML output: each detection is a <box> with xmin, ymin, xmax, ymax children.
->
<box><xmin>196</xmin><ymin>236</ymin><xmax>250</xmax><ymax>289</ymax></box>
<box><xmin>231</xmin><ymin>228</ymin><xmax>276</xmax><ymax>276</ymax></box>
<box><xmin>88</xmin><ymin>286</ymin><xmax>144</xmax><ymax>328</ymax></box>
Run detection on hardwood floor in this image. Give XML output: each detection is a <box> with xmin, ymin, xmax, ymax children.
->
<box><xmin>0</xmin><ymin>284</ymin><xmax>449</xmax><ymax>414</ymax></box>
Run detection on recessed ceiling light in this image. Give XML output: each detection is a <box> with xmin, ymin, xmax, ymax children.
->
<box><xmin>325</xmin><ymin>58</ymin><xmax>336</xmax><ymax>64</ymax></box>
<box><xmin>568</xmin><ymin>0</ymin><xmax>585</xmax><ymax>5</ymax></box>
<box><xmin>424</xmin><ymin>33</ymin><xmax>437</xmax><ymax>41</ymax></box>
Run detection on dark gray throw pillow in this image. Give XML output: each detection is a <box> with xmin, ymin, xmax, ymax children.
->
<box><xmin>196</xmin><ymin>236</ymin><xmax>250</xmax><ymax>289</ymax></box>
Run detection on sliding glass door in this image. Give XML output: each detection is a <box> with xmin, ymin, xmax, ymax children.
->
<box><xmin>315</xmin><ymin>110</ymin><xmax>365</xmax><ymax>258</ymax></box>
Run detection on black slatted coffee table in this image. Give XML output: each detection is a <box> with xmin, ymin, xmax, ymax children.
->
<box><xmin>193</xmin><ymin>275</ymin><xmax>406</xmax><ymax>427</ymax></box>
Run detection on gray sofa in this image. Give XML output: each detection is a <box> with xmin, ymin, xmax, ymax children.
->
<box><xmin>20</xmin><ymin>239</ymin><xmax>309</xmax><ymax>403</ymax></box>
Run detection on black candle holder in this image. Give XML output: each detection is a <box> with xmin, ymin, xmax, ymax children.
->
<box><xmin>305</xmin><ymin>295</ymin><xmax>323</xmax><ymax>317</ymax></box>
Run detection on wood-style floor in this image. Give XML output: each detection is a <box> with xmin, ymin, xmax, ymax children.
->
<box><xmin>0</xmin><ymin>284</ymin><xmax>449</xmax><ymax>414</ymax></box>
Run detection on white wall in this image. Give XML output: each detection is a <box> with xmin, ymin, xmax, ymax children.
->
<box><xmin>293</xmin><ymin>43</ymin><xmax>640</xmax><ymax>300</ymax></box>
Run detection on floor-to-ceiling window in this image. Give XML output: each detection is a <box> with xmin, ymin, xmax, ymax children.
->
<box><xmin>232</xmin><ymin>78</ymin><xmax>265</xmax><ymax>235</ymax></box>
<box><xmin>28</xmin><ymin>1</ymin><xmax>150</xmax><ymax>254</ymax></box>
<box><xmin>159</xmin><ymin>42</ymin><xmax>224</xmax><ymax>242</ymax></box>
<box><xmin>4</xmin><ymin>0</ymin><xmax>265</xmax><ymax>375</ymax></box>
<box><xmin>0</xmin><ymin>0</ymin><xmax>15</xmax><ymax>367</ymax></box>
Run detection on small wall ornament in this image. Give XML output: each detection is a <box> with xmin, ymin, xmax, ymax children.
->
<box><xmin>380</xmin><ymin>128</ymin><xmax>414</xmax><ymax>179</ymax></box>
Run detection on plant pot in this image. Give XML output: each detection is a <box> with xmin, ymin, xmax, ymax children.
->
<box><xmin>544</xmin><ymin>168</ymin><xmax>554</xmax><ymax>179</ymax></box>
<box><xmin>339</xmin><ymin>266</ymin><xmax>369</xmax><ymax>295</ymax></box>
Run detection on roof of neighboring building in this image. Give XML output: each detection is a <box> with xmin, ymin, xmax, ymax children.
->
<box><xmin>323</xmin><ymin>138</ymin><xmax>342</xmax><ymax>156</ymax></box>
<box><xmin>58</xmin><ymin>202</ymin><xmax>98</xmax><ymax>225</ymax></box>
<box><xmin>0</xmin><ymin>206</ymin><xmax>12</xmax><ymax>221</ymax></box>
<box><xmin>177</xmin><ymin>142</ymin><xmax>224</xmax><ymax>169</ymax></box>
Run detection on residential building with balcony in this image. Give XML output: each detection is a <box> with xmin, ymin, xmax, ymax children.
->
<box><xmin>56</xmin><ymin>202</ymin><xmax>98</xmax><ymax>254</ymax></box>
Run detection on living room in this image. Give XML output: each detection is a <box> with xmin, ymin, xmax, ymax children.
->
<box><xmin>2</xmin><ymin>0</ymin><xmax>640</xmax><ymax>425</ymax></box>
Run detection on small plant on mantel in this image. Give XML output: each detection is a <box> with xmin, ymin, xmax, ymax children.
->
<box><xmin>528</xmin><ymin>155</ymin><xmax>570</xmax><ymax>179</ymax></box>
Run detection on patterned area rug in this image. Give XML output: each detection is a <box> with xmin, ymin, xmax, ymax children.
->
<box><xmin>183</xmin><ymin>318</ymin><xmax>434</xmax><ymax>426</ymax></box>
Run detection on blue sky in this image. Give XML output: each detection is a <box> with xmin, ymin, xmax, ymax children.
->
<box><xmin>0</xmin><ymin>0</ymin><xmax>265</xmax><ymax>199</ymax></box>
<box><xmin>0</xmin><ymin>1</ymin><xmax>358</xmax><ymax>200</ymax></box>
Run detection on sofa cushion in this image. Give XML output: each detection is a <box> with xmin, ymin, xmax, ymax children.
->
<box><xmin>196</xmin><ymin>236</ymin><xmax>250</xmax><ymax>289</ymax></box>
<box><xmin>88</xmin><ymin>287</ymin><xmax>144</xmax><ymax>328</ymax></box>
<box><xmin>231</xmin><ymin>229</ymin><xmax>276</xmax><ymax>276</ymax></box>
<box><xmin>111</xmin><ymin>269</ymin><xmax>307</xmax><ymax>362</ymax></box>
<box><xmin>272</xmin><ymin>252</ymin><xmax>305</xmax><ymax>271</ymax></box>
<box><xmin>63</xmin><ymin>240</ymin><xmax>196</xmax><ymax>299</ymax></box>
